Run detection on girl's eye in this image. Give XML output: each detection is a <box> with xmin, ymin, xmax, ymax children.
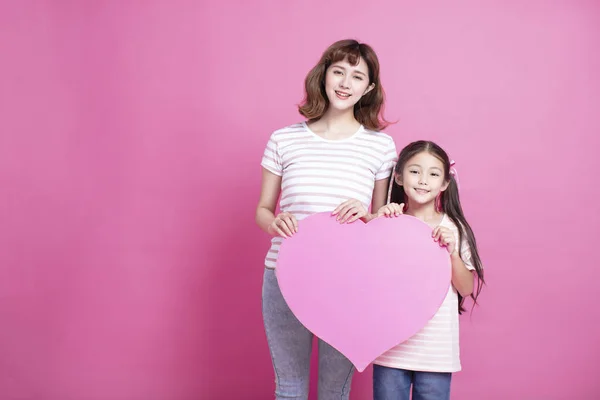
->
<box><xmin>354</xmin><ymin>76</ymin><xmax>363</xmax><ymax>81</ymax></box>
<box><xmin>333</xmin><ymin>70</ymin><xmax>343</xmax><ymax>75</ymax></box>
<box><xmin>431</xmin><ymin>173</ymin><xmax>439</xmax><ymax>177</ymax></box>
<box><xmin>409</xmin><ymin>170</ymin><xmax>418</xmax><ymax>174</ymax></box>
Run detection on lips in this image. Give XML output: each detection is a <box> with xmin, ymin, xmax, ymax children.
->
<box><xmin>414</xmin><ymin>188</ymin><xmax>430</xmax><ymax>195</ymax></box>
<box><xmin>335</xmin><ymin>90</ymin><xmax>351</xmax><ymax>99</ymax></box>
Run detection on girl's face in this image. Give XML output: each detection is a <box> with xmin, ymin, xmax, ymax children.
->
<box><xmin>397</xmin><ymin>151</ymin><xmax>449</xmax><ymax>208</ymax></box>
<box><xmin>324</xmin><ymin>57</ymin><xmax>374</xmax><ymax>113</ymax></box>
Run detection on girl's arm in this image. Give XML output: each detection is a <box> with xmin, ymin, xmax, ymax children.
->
<box><xmin>433</xmin><ymin>226</ymin><xmax>475</xmax><ymax>297</ymax></box>
<box><xmin>450</xmin><ymin>252</ymin><xmax>474</xmax><ymax>297</ymax></box>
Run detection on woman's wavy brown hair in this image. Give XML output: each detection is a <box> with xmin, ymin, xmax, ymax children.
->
<box><xmin>298</xmin><ymin>39</ymin><xmax>389</xmax><ymax>131</ymax></box>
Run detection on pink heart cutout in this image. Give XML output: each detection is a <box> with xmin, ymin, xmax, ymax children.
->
<box><xmin>275</xmin><ymin>212</ymin><xmax>451</xmax><ymax>372</ymax></box>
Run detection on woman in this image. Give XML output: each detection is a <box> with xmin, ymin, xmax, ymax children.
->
<box><xmin>256</xmin><ymin>39</ymin><xmax>397</xmax><ymax>400</ymax></box>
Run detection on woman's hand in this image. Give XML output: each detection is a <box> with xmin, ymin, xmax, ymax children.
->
<box><xmin>268</xmin><ymin>212</ymin><xmax>298</xmax><ymax>238</ymax></box>
<box><xmin>332</xmin><ymin>199</ymin><xmax>368</xmax><ymax>224</ymax></box>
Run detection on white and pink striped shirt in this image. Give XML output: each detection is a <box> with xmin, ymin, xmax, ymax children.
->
<box><xmin>261</xmin><ymin>122</ymin><xmax>397</xmax><ymax>269</ymax></box>
<box><xmin>374</xmin><ymin>214</ymin><xmax>476</xmax><ymax>373</ymax></box>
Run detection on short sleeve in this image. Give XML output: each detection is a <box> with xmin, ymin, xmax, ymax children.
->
<box><xmin>261</xmin><ymin>132</ymin><xmax>283</xmax><ymax>176</ymax></box>
<box><xmin>375</xmin><ymin>137</ymin><xmax>398</xmax><ymax>181</ymax></box>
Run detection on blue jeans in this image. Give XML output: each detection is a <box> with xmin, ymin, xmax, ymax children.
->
<box><xmin>262</xmin><ymin>268</ymin><xmax>355</xmax><ymax>400</ymax></box>
<box><xmin>373</xmin><ymin>364</ymin><xmax>452</xmax><ymax>400</ymax></box>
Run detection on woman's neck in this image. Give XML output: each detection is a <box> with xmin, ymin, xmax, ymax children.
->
<box><xmin>308</xmin><ymin>108</ymin><xmax>360</xmax><ymax>140</ymax></box>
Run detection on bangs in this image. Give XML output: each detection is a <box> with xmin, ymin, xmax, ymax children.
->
<box><xmin>327</xmin><ymin>43</ymin><xmax>362</xmax><ymax>66</ymax></box>
<box><xmin>298</xmin><ymin>39</ymin><xmax>387</xmax><ymax>130</ymax></box>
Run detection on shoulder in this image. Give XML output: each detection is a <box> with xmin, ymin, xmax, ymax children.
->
<box><xmin>358</xmin><ymin>128</ymin><xmax>396</xmax><ymax>149</ymax></box>
<box><xmin>265</xmin><ymin>123</ymin><xmax>308</xmax><ymax>146</ymax></box>
<box><xmin>361</xmin><ymin>127</ymin><xmax>394</xmax><ymax>142</ymax></box>
<box><xmin>270</xmin><ymin>122</ymin><xmax>306</xmax><ymax>138</ymax></box>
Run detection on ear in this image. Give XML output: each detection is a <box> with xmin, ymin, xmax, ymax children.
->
<box><xmin>394</xmin><ymin>171</ymin><xmax>403</xmax><ymax>186</ymax></box>
<box><xmin>440</xmin><ymin>180</ymin><xmax>450</xmax><ymax>192</ymax></box>
<box><xmin>363</xmin><ymin>83</ymin><xmax>375</xmax><ymax>96</ymax></box>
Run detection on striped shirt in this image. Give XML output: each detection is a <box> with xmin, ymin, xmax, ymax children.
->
<box><xmin>261</xmin><ymin>122</ymin><xmax>397</xmax><ymax>269</ymax></box>
<box><xmin>373</xmin><ymin>214</ymin><xmax>476</xmax><ymax>373</ymax></box>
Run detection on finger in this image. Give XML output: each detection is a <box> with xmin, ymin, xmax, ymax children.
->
<box><xmin>393</xmin><ymin>204</ymin><xmax>402</xmax><ymax>216</ymax></box>
<box><xmin>290</xmin><ymin>215</ymin><xmax>298</xmax><ymax>233</ymax></box>
<box><xmin>432</xmin><ymin>227</ymin><xmax>439</xmax><ymax>240</ymax></box>
<box><xmin>332</xmin><ymin>200</ymin><xmax>352</xmax><ymax>216</ymax></box>
<box><xmin>331</xmin><ymin>204</ymin><xmax>343</xmax><ymax>216</ymax></box>
<box><xmin>274</xmin><ymin>219</ymin><xmax>291</xmax><ymax>237</ymax></box>
<box><xmin>274</xmin><ymin>224</ymin><xmax>288</xmax><ymax>238</ymax></box>
<box><xmin>343</xmin><ymin>205</ymin><xmax>364</xmax><ymax>223</ymax></box>
<box><xmin>338</xmin><ymin>203</ymin><xmax>360</xmax><ymax>222</ymax></box>
<box><xmin>281</xmin><ymin>216</ymin><xmax>296</xmax><ymax>234</ymax></box>
<box><xmin>378</xmin><ymin>207</ymin><xmax>390</xmax><ymax>218</ymax></box>
<box><xmin>277</xmin><ymin>229</ymin><xmax>288</xmax><ymax>239</ymax></box>
<box><xmin>335</xmin><ymin>207</ymin><xmax>348</xmax><ymax>221</ymax></box>
<box><xmin>346</xmin><ymin>214</ymin><xmax>360</xmax><ymax>223</ymax></box>
<box><xmin>442</xmin><ymin>237</ymin><xmax>453</xmax><ymax>247</ymax></box>
<box><xmin>340</xmin><ymin>206</ymin><xmax>359</xmax><ymax>223</ymax></box>
<box><xmin>442</xmin><ymin>233</ymin><xmax>454</xmax><ymax>244</ymax></box>
<box><xmin>346</xmin><ymin>209</ymin><xmax>366</xmax><ymax>223</ymax></box>
<box><xmin>437</xmin><ymin>231</ymin><xmax>445</xmax><ymax>243</ymax></box>
<box><xmin>280</xmin><ymin>219</ymin><xmax>295</xmax><ymax>237</ymax></box>
<box><xmin>398</xmin><ymin>203</ymin><xmax>405</xmax><ymax>214</ymax></box>
<box><xmin>334</xmin><ymin>204</ymin><xmax>352</xmax><ymax>220</ymax></box>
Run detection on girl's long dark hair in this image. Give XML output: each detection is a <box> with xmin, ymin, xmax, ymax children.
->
<box><xmin>390</xmin><ymin>141</ymin><xmax>484</xmax><ymax>314</ymax></box>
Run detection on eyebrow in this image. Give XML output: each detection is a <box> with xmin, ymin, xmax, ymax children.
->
<box><xmin>407</xmin><ymin>164</ymin><xmax>442</xmax><ymax>171</ymax></box>
<box><xmin>331</xmin><ymin>64</ymin><xmax>367</xmax><ymax>77</ymax></box>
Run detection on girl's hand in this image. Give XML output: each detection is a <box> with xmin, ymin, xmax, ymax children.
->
<box><xmin>268</xmin><ymin>212</ymin><xmax>298</xmax><ymax>238</ymax></box>
<box><xmin>432</xmin><ymin>225</ymin><xmax>457</xmax><ymax>255</ymax></box>
<box><xmin>332</xmin><ymin>199</ymin><xmax>368</xmax><ymax>224</ymax></box>
<box><xmin>376</xmin><ymin>203</ymin><xmax>405</xmax><ymax>218</ymax></box>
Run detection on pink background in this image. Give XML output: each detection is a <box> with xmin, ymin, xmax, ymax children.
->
<box><xmin>1</xmin><ymin>1</ymin><xmax>598</xmax><ymax>399</ymax></box>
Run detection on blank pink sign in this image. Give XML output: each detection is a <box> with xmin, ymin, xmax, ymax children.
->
<box><xmin>276</xmin><ymin>213</ymin><xmax>451</xmax><ymax>372</ymax></box>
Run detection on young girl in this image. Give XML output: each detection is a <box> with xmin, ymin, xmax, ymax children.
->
<box><xmin>255</xmin><ymin>39</ymin><xmax>397</xmax><ymax>399</ymax></box>
<box><xmin>373</xmin><ymin>141</ymin><xmax>485</xmax><ymax>400</ymax></box>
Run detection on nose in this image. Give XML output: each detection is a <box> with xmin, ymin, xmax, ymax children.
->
<box><xmin>418</xmin><ymin>175</ymin><xmax>428</xmax><ymax>185</ymax></box>
<box><xmin>340</xmin><ymin>75</ymin><xmax>350</xmax><ymax>89</ymax></box>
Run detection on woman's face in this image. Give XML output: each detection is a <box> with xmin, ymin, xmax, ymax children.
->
<box><xmin>324</xmin><ymin>57</ymin><xmax>374</xmax><ymax>112</ymax></box>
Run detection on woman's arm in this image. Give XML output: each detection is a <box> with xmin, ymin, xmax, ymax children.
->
<box><xmin>255</xmin><ymin>168</ymin><xmax>296</xmax><ymax>237</ymax></box>
<box><xmin>361</xmin><ymin>178</ymin><xmax>390</xmax><ymax>222</ymax></box>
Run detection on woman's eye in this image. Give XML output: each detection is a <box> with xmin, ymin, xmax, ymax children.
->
<box><xmin>354</xmin><ymin>76</ymin><xmax>363</xmax><ymax>81</ymax></box>
<box><xmin>333</xmin><ymin>70</ymin><xmax>343</xmax><ymax>75</ymax></box>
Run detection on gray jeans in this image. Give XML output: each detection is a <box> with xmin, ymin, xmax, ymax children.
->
<box><xmin>262</xmin><ymin>268</ymin><xmax>355</xmax><ymax>400</ymax></box>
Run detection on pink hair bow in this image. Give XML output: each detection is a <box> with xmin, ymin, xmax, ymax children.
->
<box><xmin>449</xmin><ymin>160</ymin><xmax>460</xmax><ymax>189</ymax></box>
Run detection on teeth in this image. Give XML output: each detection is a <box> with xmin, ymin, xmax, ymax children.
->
<box><xmin>336</xmin><ymin>91</ymin><xmax>350</xmax><ymax>97</ymax></box>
